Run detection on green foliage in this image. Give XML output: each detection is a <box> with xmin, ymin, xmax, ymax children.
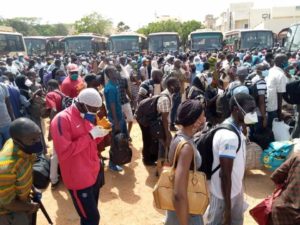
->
<box><xmin>0</xmin><ymin>17</ymin><xmax>69</xmax><ymax>36</ymax></box>
<box><xmin>74</xmin><ymin>12</ymin><xmax>112</xmax><ymax>35</ymax></box>
<box><xmin>137</xmin><ymin>19</ymin><xmax>203</xmax><ymax>48</ymax></box>
<box><xmin>116</xmin><ymin>21</ymin><xmax>130</xmax><ymax>33</ymax></box>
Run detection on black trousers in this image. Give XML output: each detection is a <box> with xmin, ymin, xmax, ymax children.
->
<box><xmin>139</xmin><ymin>124</ymin><xmax>159</xmax><ymax>163</ymax></box>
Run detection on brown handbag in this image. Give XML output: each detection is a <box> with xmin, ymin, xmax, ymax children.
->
<box><xmin>153</xmin><ymin>140</ymin><xmax>209</xmax><ymax>215</ymax></box>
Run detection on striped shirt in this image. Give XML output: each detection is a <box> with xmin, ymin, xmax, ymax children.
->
<box><xmin>0</xmin><ymin>139</ymin><xmax>34</xmax><ymax>215</ymax></box>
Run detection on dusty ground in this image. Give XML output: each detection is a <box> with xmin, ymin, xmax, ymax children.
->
<box><xmin>37</xmin><ymin>122</ymin><xmax>275</xmax><ymax>225</ymax></box>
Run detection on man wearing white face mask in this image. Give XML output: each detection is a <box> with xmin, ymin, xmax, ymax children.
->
<box><xmin>207</xmin><ymin>93</ymin><xmax>257</xmax><ymax>225</ymax></box>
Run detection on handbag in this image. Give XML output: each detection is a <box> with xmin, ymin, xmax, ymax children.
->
<box><xmin>249</xmin><ymin>186</ymin><xmax>283</xmax><ymax>225</ymax></box>
<box><xmin>153</xmin><ymin>141</ymin><xmax>209</xmax><ymax>215</ymax></box>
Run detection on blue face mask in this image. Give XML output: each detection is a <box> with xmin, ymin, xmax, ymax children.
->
<box><xmin>289</xmin><ymin>69</ymin><xmax>296</xmax><ymax>76</ymax></box>
<box><xmin>59</xmin><ymin>76</ymin><xmax>67</xmax><ymax>82</ymax></box>
<box><xmin>262</xmin><ymin>70</ymin><xmax>269</xmax><ymax>77</ymax></box>
<box><xmin>82</xmin><ymin>104</ymin><xmax>97</xmax><ymax>124</ymax></box>
<box><xmin>282</xmin><ymin>62</ymin><xmax>289</xmax><ymax>70</ymax></box>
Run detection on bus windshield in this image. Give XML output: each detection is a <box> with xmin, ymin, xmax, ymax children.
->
<box><xmin>148</xmin><ymin>35</ymin><xmax>178</xmax><ymax>52</ymax></box>
<box><xmin>64</xmin><ymin>37</ymin><xmax>92</xmax><ymax>54</ymax></box>
<box><xmin>110</xmin><ymin>36</ymin><xmax>139</xmax><ymax>52</ymax></box>
<box><xmin>25</xmin><ymin>39</ymin><xmax>46</xmax><ymax>55</ymax></box>
<box><xmin>191</xmin><ymin>33</ymin><xmax>222</xmax><ymax>51</ymax></box>
<box><xmin>285</xmin><ymin>25</ymin><xmax>300</xmax><ymax>52</ymax></box>
<box><xmin>0</xmin><ymin>34</ymin><xmax>25</xmax><ymax>54</ymax></box>
<box><xmin>241</xmin><ymin>31</ymin><xmax>273</xmax><ymax>49</ymax></box>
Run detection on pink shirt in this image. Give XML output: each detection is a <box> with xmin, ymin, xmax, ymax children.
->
<box><xmin>61</xmin><ymin>76</ymin><xmax>85</xmax><ymax>98</ymax></box>
<box><xmin>50</xmin><ymin>105</ymin><xmax>102</xmax><ymax>190</ymax></box>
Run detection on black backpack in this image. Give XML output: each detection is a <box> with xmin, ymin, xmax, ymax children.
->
<box><xmin>216</xmin><ymin>90</ymin><xmax>231</xmax><ymax>120</ymax></box>
<box><xmin>32</xmin><ymin>154</ymin><xmax>50</xmax><ymax>189</ymax></box>
<box><xmin>54</xmin><ymin>90</ymin><xmax>73</xmax><ymax>110</ymax></box>
<box><xmin>194</xmin><ymin>123</ymin><xmax>241</xmax><ymax>180</ymax></box>
<box><xmin>136</xmin><ymin>94</ymin><xmax>169</xmax><ymax>127</ymax></box>
<box><xmin>110</xmin><ymin>133</ymin><xmax>132</xmax><ymax>165</ymax></box>
<box><xmin>283</xmin><ymin>80</ymin><xmax>300</xmax><ymax>105</ymax></box>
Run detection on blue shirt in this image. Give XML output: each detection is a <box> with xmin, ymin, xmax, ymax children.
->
<box><xmin>6</xmin><ymin>84</ymin><xmax>22</xmax><ymax>118</ymax></box>
<box><xmin>104</xmin><ymin>80</ymin><xmax>123</xmax><ymax>122</ymax></box>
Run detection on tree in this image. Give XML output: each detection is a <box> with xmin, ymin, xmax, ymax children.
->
<box><xmin>74</xmin><ymin>12</ymin><xmax>112</xmax><ymax>35</ymax></box>
<box><xmin>179</xmin><ymin>20</ymin><xmax>203</xmax><ymax>48</ymax></box>
<box><xmin>137</xmin><ymin>19</ymin><xmax>203</xmax><ymax>48</ymax></box>
<box><xmin>5</xmin><ymin>18</ymin><xmax>38</xmax><ymax>36</ymax></box>
<box><xmin>116</xmin><ymin>21</ymin><xmax>130</xmax><ymax>33</ymax></box>
<box><xmin>53</xmin><ymin>24</ymin><xmax>69</xmax><ymax>36</ymax></box>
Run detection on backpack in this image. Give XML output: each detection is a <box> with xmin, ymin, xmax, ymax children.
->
<box><xmin>110</xmin><ymin>133</ymin><xmax>132</xmax><ymax>165</ymax></box>
<box><xmin>216</xmin><ymin>90</ymin><xmax>231</xmax><ymax>120</ymax></box>
<box><xmin>194</xmin><ymin>123</ymin><xmax>241</xmax><ymax>180</ymax></box>
<box><xmin>283</xmin><ymin>80</ymin><xmax>300</xmax><ymax>104</ymax></box>
<box><xmin>54</xmin><ymin>90</ymin><xmax>73</xmax><ymax>110</ymax></box>
<box><xmin>136</xmin><ymin>94</ymin><xmax>169</xmax><ymax>127</ymax></box>
<box><xmin>32</xmin><ymin>153</ymin><xmax>50</xmax><ymax>189</ymax></box>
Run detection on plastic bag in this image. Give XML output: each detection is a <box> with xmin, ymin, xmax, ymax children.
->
<box><xmin>272</xmin><ymin>118</ymin><xmax>290</xmax><ymax>141</ymax></box>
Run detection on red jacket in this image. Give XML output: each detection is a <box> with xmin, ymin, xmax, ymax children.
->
<box><xmin>50</xmin><ymin>105</ymin><xmax>103</xmax><ymax>190</ymax></box>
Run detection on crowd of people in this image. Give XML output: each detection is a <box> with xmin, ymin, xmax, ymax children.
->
<box><xmin>0</xmin><ymin>47</ymin><xmax>300</xmax><ymax>225</ymax></box>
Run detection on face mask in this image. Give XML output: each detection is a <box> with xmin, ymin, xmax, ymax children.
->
<box><xmin>70</xmin><ymin>73</ymin><xmax>79</xmax><ymax>81</ymax></box>
<box><xmin>234</xmin><ymin>96</ymin><xmax>258</xmax><ymax>124</ymax></box>
<box><xmin>25</xmin><ymin>79</ymin><xmax>33</xmax><ymax>87</ymax></box>
<box><xmin>206</xmin><ymin>77</ymin><xmax>213</xmax><ymax>86</ymax></box>
<box><xmin>59</xmin><ymin>76</ymin><xmax>67</xmax><ymax>82</ymax></box>
<box><xmin>244</xmin><ymin>112</ymin><xmax>258</xmax><ymax>124</ymax></box>
<box><xmin>289</xmin><ymin>69</ymin><xmax>296</xmax><ymax>76</ymax></box>
<box><xmin>81</xmin><ymin>104</ymin><xmax>97</xmax><ymax>124</ymax></box>
<box><xmin>282</xmin><ymin>62</ymin><xmax>289</xmax><ymax>69</ymax></box>
<box><xmin>16</xmin><ymin>139</ymin><xmax>43</xmax><ymax>154</ymax></box>
<box><xmin>261</xmin><ymin>70</ymin><xmax>269</xmax><ymax>77</ymax></box>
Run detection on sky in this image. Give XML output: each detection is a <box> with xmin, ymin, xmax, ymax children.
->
<box><xmin>0</xmin><ymin>0</ymin><xmax>299</xmax><ymax>30</ymax></box>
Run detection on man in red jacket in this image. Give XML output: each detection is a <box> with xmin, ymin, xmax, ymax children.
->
<box><xmin>50</xmin><ymin>88</ymin><xmax>108</xmax><ymax>225</ymax></box>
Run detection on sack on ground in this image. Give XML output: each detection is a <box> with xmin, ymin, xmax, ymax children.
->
<box><xmin>246</xmin><ymin>142</ymin><xmax>263</xmax><ymax>170</ymax></box>
<box><xmin>262</xmin><ymin>141</ymin><xmax>294</xmax><ymax>171</ymax></box>
<box><xmin>32</xmin><ymin>153</ymin><xmax>50</xmax><ymax>189</ymax></box>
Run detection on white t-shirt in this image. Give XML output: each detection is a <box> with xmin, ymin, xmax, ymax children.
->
<box><xmin>266</xmin><ymin>66</ymin><xmax>288</xmax><ymax>112</ymax></box>
<box><xmin>209</xmin><ymin>123</ymin><xmax>246</xmax><ymax>200</ymax></box>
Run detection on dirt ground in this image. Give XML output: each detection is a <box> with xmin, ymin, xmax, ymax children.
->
<box><xmin>37</xmin><ymin>122</ymin><xmax>275</xmax><ymax>225</ymax></box>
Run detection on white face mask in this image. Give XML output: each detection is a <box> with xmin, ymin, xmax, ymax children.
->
<box><xmin>234</xmin><ymin>96</ymin><xmax>258</xmax><ymax>124</ymax></box>
<box><xmin>244</xmin><ymin>112</ymin><xmax>258</xmax><ymax>124</ymax></box>
<box><xmin>206</xmin><ymin>77</ymin><xmax>213</xmax><ymax>86</ymax></box>
<box><xmin>25</xmin><ymin>79</ymin><xmax>33</xmax><ymax>87</ymax></box>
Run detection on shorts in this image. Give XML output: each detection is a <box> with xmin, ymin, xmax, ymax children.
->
<box><xmin>122</xmin><ymin>103</ymin><xmax>134</xmax><ymax>122</ymax></box>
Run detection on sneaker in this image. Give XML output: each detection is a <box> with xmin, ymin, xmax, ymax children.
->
<box><xmin>51</xmin><ymin>180</ymin><xmax>60</xmax><ymax>190</ymax></box>
<box><xmin>109</xmin><ymin>162</ymin><xmax>123</xmax><ymax>172</ymax></box>
<box><xmin>169</xmin><ymin>125</ymin><xmax>178</xmax><ymax>132</ymax></box>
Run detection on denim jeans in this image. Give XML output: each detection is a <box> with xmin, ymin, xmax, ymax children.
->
<box><xmin>170</xmin><ymin>92</ymin><xmax>181</xmax><ymax>126</ymax></box>
<box><xmin>0</xmin><ymin>124</ymin><xmax>11</xmax><ymax>149</ymax></box>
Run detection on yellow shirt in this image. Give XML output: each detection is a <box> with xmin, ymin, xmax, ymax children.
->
<box><xmin>0</xmin><ymin>139</ymin><xmax>35</xmax><ymax>215</ymax></box>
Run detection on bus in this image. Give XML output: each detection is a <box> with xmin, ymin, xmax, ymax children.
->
<box><xmin>224</xmin><ymin>29</ymin><xmax>274</xmax><ymax>51</ymax></box>
<box><xmin>0</xmin><ymin>26</ymin><xmax>26</xmax><ymax>56</ymax></box>
<box><xmin>108</xmin><ymin>32</ymin><xmax>147</xmax><ymax>53</ymax></box>
<box><xmin>188</xmin><ymin>29</ymin><xmax>223</xmax><ymax>52</ymax></box>
<box><xmin>24</xmin><ymin>36</ymin><xmax>64</xmax><ymax>56</ymax></box>
<box><xmin>61</xmin><ymin>33</ymin><xmax>107</xmax><ymax>55</ymax></box>
<box><xmin>284</xmin><ymin>22</ymin><xmax>300</xmax><ymax>52</ymax></box>
<box><xmin>147</xmin><ymin>32</ymin><xmax>180</xmax><ymax>53</ymax></box>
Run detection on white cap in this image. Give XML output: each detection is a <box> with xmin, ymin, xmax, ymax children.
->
<box><xmin>78</xmin><ymin>88</ymin><xmax>102</xmax><ymax>108</ymax></box>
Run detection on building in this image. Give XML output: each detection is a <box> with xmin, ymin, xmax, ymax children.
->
<box><xmin>203</xmin><ymin>14</ymin><xmax>216</xmax><ymax>30</ymax></box>
<box><xmin>214</xmin><ymin>2</ymin><xmax>300</xmax><ymax>33</ymax></box>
